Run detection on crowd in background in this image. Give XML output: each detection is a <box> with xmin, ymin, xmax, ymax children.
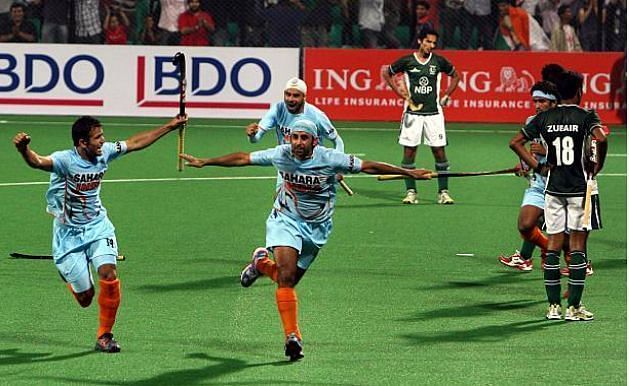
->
<box><xmin>0</xmin><ymin>0</ymin><xmax>625</xmax><ymax>51</ymax></box>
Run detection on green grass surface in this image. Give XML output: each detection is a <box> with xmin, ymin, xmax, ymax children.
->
<box><xmin>0</xmin><ymin>115</ymin><xmax>626</xmax><ymax>385</ymax></box>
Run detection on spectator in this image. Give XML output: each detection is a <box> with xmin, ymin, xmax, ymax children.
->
<box><xmin>0</xmin><ymin>0</ymin><xmax>12</xmax><ymax>21</ymax></box>
<box><xmin>537</xmin><ymin>0</ymin><xmax>561</xmax><ymax>36</ymax></box>
<box><xmin>40</xmin><ymin>0</ymin><xmax>69</xmax><ymax>43</ymax></box>
<box><xmin>264</xmin><ymin>0</ymin><xmax>306</xmax><ymax>47</ymax></box>
<box><xmin>497</xmin><ymin>0</ymin><xmax>531</xmax><ymax>50</ymax></box>
<box><xmin>301</xmin><ymin>0</ymin><xmax>335</xmax><ymax>47</ymax></box>
<box><xmin>139</xmin><ymin>14</ymin><xmax>161</xmax><ymax>44</ymax></box>
<box><xmin>381</xmin><ymin>0</ymin><xmax>401</xmax><ymax>48</ymax></box>
<box><xmin>551</xmin><ymin>4</ymin><xmax>582</xmax><ymax>51</ymax></box>
<box><xmin>238</xmin><ymin>0</ymin><xmax>266</xmax><ymax>47</ymax></box>
<box><xmin>73</xmin><ymin>0</ymin><xmax>102</xmax><ymax>44</ymax></box>
<box><xmin>410</xmin><ymin>0</ymin><xmax>432</xmax><ymax>48</ymax></box>
<box><xmin>178</xmin><ymin>0</ymin><xmax>214</xmax><ymax>46</ymax></box>
<box><xmin>104</xmin><ymin>6</ymin><xmax>130</xmax><ymax>44</ymax></box>
<box><xmin>340</xmin><ymin>0</ymin><xmax>358</xmax><ymax>47</ymax></box>
<box><xmin>158</xmin><ymin>0</ymin><xmax>186</xmax><ymax>45</ymax></box>
<box><xmin>358</xmin><ymin>0</ymin><xmax>384</xmax><ymax>48</ymax></box>
<box><xmin>602</xmin><ymin>0</ymin><xmax>626</xmax><ymax>51</ymax></box>
<box><xmin>0</xmin><ymin>2</ymin><xmax>36</xmax><ymax>42</ymax></box>
<box><xmin>577</xmin><ymin>0</ymin><xmax>600</xmax><ymax>51</ymax></box>
<box><xmin>461</xmin><ymin>0</ymin><xmax>493</xmax><ymax>50</ymax></box>
<box><xmin>441</xmin><ymin>0</ymin><xmax>465</xmax><ymax>48</ymax></box>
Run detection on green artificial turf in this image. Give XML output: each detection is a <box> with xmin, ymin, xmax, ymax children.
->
<box><xmin>0</xmin><ymin>115</ymin><xmax>626</xmax><ymax>385</ymax></box>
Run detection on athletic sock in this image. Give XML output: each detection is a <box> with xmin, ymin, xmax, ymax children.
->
<box><xmin>401</xmin><ymin>159</ymin><xmax>416</xmax><ymax>191</ymax></box>
<box><xmin>435</xmin><ymin>161</ymin><xmax>449</xmax><ymax>192</ymax></box>
<box><xmin>543</xmin><ymin>251</ymin><xmax>561</xmax><ymax>305</ymax></box>
<box><xmin>519</xmin><ymin>240</ymin><xmax>535</xmax><ymax>260</ymax></box>
<box><xmin>521</xmin><ymin>226</ymin><xmax>548</xmax><ymax>251</ymax></box>
<box><xmin>255</xmin><ymin>257</ymin><xmax>278</xmax><ymax>282</ymax></box>
<box><xmin>97</xmin><ymin>279</ymin><xmax>121</xmax><ymax>338</ymax></box>
<box><xmin>567</xmin><ymin>251</ymin><xmax>587</xmax><ymax>307</ymax></box>
<box><xmin>276</xmin><ymin>287</ymin><xmax>301</xmax><ymax>340</ymax></box>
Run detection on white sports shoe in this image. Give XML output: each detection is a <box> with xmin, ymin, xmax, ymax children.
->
<box><xmin>240</xmin><ymin>247</ymin><xmax>268</xmax><ymax>288</ymax></box>
<box><xmin>402</xmin><ymin>189</ymin><xmax>418</xmax><ymax>204</ymax></box>
<box><xmin>498</xmin><ymin>251</ymin><xmax>533</xmax><ymax>272</ymax></box>
<box><xmin>565</xmin><ymin>305</ymin><xmax>594</xmax><ymax>321</ymax></box>
<box><xmin>546</xmin><ymin>304</ymin><xmax>562</xmax><ymax>320</ymax></box>
<box><xmin>437</xmin><ymin>190</ymin><xmax>454</xmax><ymax>205</ymax></box>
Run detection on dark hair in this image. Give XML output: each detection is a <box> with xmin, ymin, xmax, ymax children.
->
<box><xmin>557</xmin><ymin>71</ymin><xmax>584</xmax><ymax>101</ymax></box>
<box><xmin>416</xmin><ymin>1</ymin><xmax>430</xmax><ymax>10</ymax></box>
<box><xmin>557</xmin><ymin>5</ymin><xmax>570</xmax><ymax>16</ymax></box>
<box><xmin>530</xmin><ymin>80</ymin><xmax>561</xmax><ymax>101</ymax></box>
<box><xmin>72</xmin><ymin>116</ymin><xmax>101</xmax><ymax>146</ymax></box>
<box><xmin>10</xmin><ymin>2</ymin><xmax>25</xmax><ymax>11</ymax></box>
<box><xmin>419</xmin><ymin>28</ymin><xmax>439</xmax><ymax>41</ymax></box>
<box><xmin>541</xmin><ymin>63</ymin><xmax>566</xmax><ymax>85</ymax></box>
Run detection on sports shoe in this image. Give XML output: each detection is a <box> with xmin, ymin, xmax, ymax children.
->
<box><xmin>240</xmin><ymin>247</ymin><xmax>268</xmax><ymax>288</ymax></box>
<box><xmin>402</xmin><ymin>189</ymin><xmax>418</xmax><ymax>204</ymax></box>
<box><xmin>437</xmin><ymin>190</ymin><xmax>454</xmax><ymax>205</ymax></box>
<box><xmin>560</xmin><ymin>260</ymin><xmax>594</xmax><ymax>277</ymax></box>
<box><xmin>284</xmin><ymin>333</ymin><xmax>304</xmax><ymax>361</ymax></box>
<box><xmin>498</xmin><ymin>251</ymin><xmax>533</xmax><ymax>272</ymax></box>
<box><xmin>545</xmin><ymin>304</ymin><xmax>562</xmax><ymax>320</ymax></box>
<box><xmin>565</xmin><ymin>305</ymin><xmax>594</xmax><ymax>321</ymax></box>
<box><xmin>95</xmin><ymin>333</ymin><xmax>121</xmax><ymax>353</ymax></box>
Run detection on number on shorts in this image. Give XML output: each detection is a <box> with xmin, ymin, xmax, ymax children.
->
<box><xmin>106</xmin><ymin>238</ymin><xmax>115</xmax><ymax>248</ymax></box>
<box><xmin>551</xmin><ymin>137</ymin><xmax>574</xmax><ymax>166</ymax></box>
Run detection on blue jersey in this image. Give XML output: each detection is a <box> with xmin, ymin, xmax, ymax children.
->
<box><xmin>47</xmin><ymin>141</ymin><xmax>127</xmax><ymax>226</ymax></box>
<box><xmin>250</xmin><ymin>145</ymin><xmax>362</xmax><ymax>223</ymax></box>
<box><xmin>524</xmin><ymin>115</ymin><xmax>547</xmax><ymax>191</ymax></box>
<box><xmin>254</xmin><ymin>101</ymin><xmax>342</xmax><ymax>150</ymax></box>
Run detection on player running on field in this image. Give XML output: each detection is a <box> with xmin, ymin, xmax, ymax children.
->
<box><xmin>12</xmin><ymin>114</ymin><xmax>187</xmax><ymax>352</ymax></box>
<box><xmin>509</xmin><ymin>70</ymin><xmax>608</xmax><ymax>321</ymax></box>
<box><xmin>180</xmin><ymin>119</ymin><xmax>431</xmax><ymax>361</ymax></box>
<box><xmin>382</xmin><ymin>27</ymin><xmax>461</xmax><ymax>205</ymax></box>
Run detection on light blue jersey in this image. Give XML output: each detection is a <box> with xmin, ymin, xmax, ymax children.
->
<box><xmin>252</xmin><ymin>102</ymin><xmax>343</xmax><ymax>152</ymax></box>
<box><xmin>250</xmin><ymin>144</ymin><xmax>362</xmax><ymax>223</ymax></box>
<box><xmin>47</xmin><ymin>141</ymin><xmax>127</xmax><ymax>226</ymax></box>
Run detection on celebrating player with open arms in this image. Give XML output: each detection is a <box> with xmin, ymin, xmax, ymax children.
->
<box><xmin>180</xmin><ymin>119</ymin><xmax>431</xmax><ymax>361</ymax></box>
<box><xmin>382</xmin><ymin>27</ymin><xmax>461</xmax><ymax>205</ymax></box>
<box><xmin>13</xmin><ymin>114</ymin><xmax>187</xmax><ymax>352</ymax></box>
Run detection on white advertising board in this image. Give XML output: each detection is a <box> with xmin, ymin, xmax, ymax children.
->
<box><xmin>0</xmin><ymin>44</ymin><xmax>299</xmax><ymax>118</ymax></box>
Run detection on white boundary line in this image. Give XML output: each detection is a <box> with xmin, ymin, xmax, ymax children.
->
<box><xmin>0</xmin><ymin>173</ymin><xmax>625</xmax><ymax>188</ymax></box>
<box><xmin>1</xmin><ymin>119</ymin><xmax>625</xmax><ymax>135</ymax></box>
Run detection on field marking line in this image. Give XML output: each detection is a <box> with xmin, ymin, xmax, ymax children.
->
<box><xmin>2</xmin><ymin>119</ymin><xmax>625</xmax><ymax>135</ymax></box>
<box><xmin>0</xmin><ymin>173</ymin><xmax>625</xmax><ymax>188</ymax></box>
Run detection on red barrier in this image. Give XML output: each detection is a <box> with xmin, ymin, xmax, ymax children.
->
<box><xmin>303</xmin><ymin>49</ymin><xmax>626</xmax><ymax>124</ymax></box>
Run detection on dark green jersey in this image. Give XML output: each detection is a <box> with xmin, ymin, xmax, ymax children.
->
<box><xmin>522</xmin><ymin>105</ymin><xmax>602</xmax><ymax>197</ymax></box>
<box><xmin>388</xmin><ymin>52</ymin><xmax>455</xmax><ymax>115</ymax></box>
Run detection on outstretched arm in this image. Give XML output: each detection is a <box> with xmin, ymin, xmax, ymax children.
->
<box><xmin>361</xmin><ymin>160</ymin><xmax>431</xmax><ymax>179</ymax></box>
<box><xmin>125</xmin><ymin>115</ymin><xmax>187</xmax><ymax>153</ymax></box>
<box><xmin>179</xmin><ymin>152</ymin><xmax>252</xmax><ymax>168</ymax></box>
<box><xmin>13</xmin><ymin>132</ymin><xmax>53</xmax><ymax>172</ymax></box>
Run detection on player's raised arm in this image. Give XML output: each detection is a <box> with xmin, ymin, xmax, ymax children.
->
<box><xmin>125</xmin><ymin>115</ymin><xmax>187</xmax><ymax>153</ymax></box>
<box><xmin>179</xmin><ymin>152</ymin><xmax>252</xmax><ymax>168</ymax></box>
<box><xmin>13</xmin><ymin>132</ymin><xmax>53</xmax><ymax>171</ymax></box>
<box><xmin>360</xmin><ymin>160</ymin><xmax>432</xmax><ymax>179</ymax></box>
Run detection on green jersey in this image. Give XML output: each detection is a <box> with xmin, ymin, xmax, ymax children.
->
<box><xmin>388</xmin><ymin>52</ymin><xmax>455</xmax><ymax>115</ymax></box>
<box><xmin>522</xmin><ymin>105</ymin><xmax>602</xmax><ymax>197</ymax></box>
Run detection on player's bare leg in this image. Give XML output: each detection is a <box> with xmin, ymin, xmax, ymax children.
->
<box><xmin>95</xmin><ymin>264</ymin><xmax>121</xmax><ymax>353</ymax></box>
<box><xmin>401</xmin><ymin>146</ymin><xmax>419</xmax><ymax>204</ymax></box>
<box><xmin>432</xmin><ymin>146</ymin><xmax>453</xmax><ymax>204</ymax></box>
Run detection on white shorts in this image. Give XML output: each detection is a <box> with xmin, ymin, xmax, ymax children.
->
<box><xmin>398</xmin><ymin>112</ymin><xmax>447</xmax><ymax>147</ymax></box>
<box><xmin>544</xmin><ymin>194</ymin><xmax>592</xmax><ymax>234</ymax></box>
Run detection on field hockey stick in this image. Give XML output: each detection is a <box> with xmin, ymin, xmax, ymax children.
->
<box><xmin>582</xmin><ymin>136</ymin><xmax>598</xmax><ymax>228</ymax></box>
<box><xmin>377</xmin><ymin>167</ymin><xmax>519</xmax><ymax>181</ymax></box>
<box><xmin>339</xmin><ymin>179</ymin><xmax>354</xmax><ymax>196</ymax></box>
<box><xmin>173</xmin><ymin>52</ymin><xmax>186</xmax><ymax>172</ymax></box>
<box><xmin>10</xmin><ymin>252</ymin><xmax>126</xmax><ymax>261</ymax></box>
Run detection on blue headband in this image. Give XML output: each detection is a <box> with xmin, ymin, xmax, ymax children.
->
<box><xmin>289</xmin><ymin>119</ymin><xmax>318</xmax><ymax>137</ymax></box>
<box><xmin>532</xmin><ymin>90</ymin><xmax>557</xmax><ymax>101</ymax></box>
